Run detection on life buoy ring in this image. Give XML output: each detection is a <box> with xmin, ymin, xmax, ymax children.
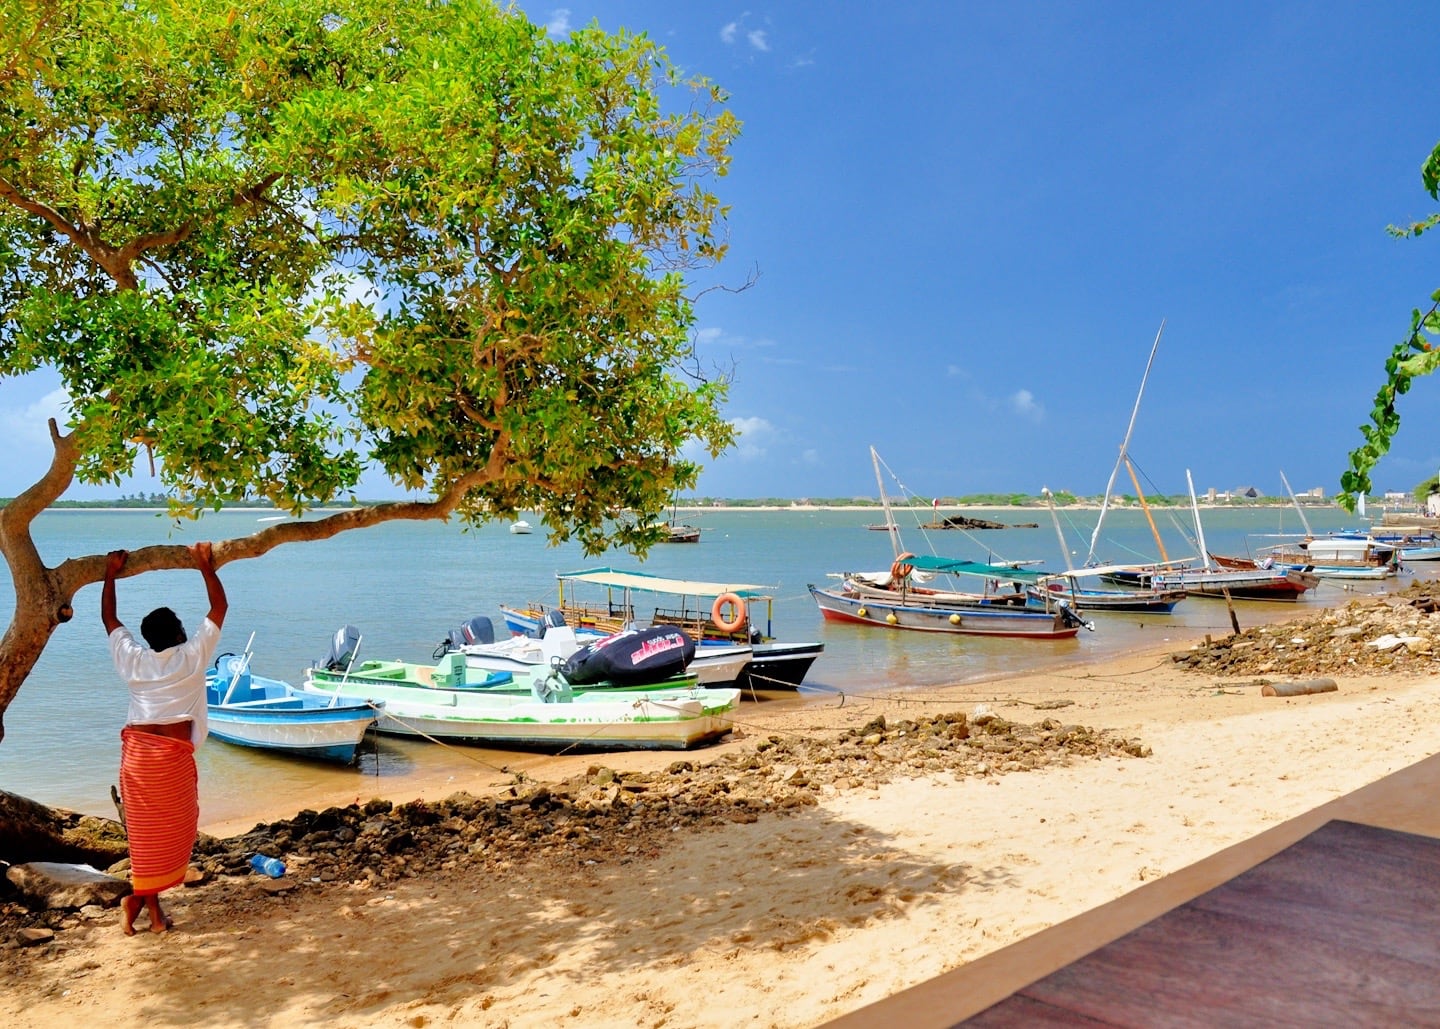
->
<box><xmin>890</xmin><ymin>552</ymin><xmax>915</xmax><ymax>581</ymax></box>
<box><xmin>711</xmin><ymin>592</ymin><xmax>747</xmax><ymax>633</ymax></box>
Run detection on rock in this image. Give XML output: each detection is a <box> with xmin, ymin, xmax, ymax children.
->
<box><xmin>5</xmin><ymin>862</ymin><xmax>130</xmax><ymax>910</ymax></box>
<box><xmin>17</xmin><ymin>927</ymin><xmax>54</xmax><ymax>946</ymax></box>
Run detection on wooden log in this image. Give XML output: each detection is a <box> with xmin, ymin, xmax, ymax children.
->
<box><xmin>1260</xmin><ymin>678</ymin><xmax>1338</xmax><ymax>697</ymax></box>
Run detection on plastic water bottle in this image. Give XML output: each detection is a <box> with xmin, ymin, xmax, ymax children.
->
<box><xmin>249</xmin><ymin>854</ymin><xmax>285</xmax><ymax>878</ymax></box>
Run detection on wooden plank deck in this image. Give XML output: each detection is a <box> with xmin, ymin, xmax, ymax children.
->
<box><xmin>824</xmin><ymin>750</ymin><xmax>1440</xmax><ymax>1028</ymax></box>
<box><xmin>964</xmin><ymin>820</ymin><xmax>1440</xmax><ymax>1025</ymax></box>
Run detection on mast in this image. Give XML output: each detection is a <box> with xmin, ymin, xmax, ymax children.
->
<box><xmin>1278</xmin><ymin>470</ymin><xmax>1314</xmax><ymax>537</ymax></box>
<box><xmin>1124</xmin><ymin>455</ymin><xmax>1169</xmax><ymax>562</ymax></box>
<box><xmin>871</xmin><ymin>445</ymin><xmax>902</xmax><ymax>559</ymax></box>
<box><xmin>1087</xmin><ymin>319</ymin><xmax>1166</xmax><ymax>564</ymax></box>
<box><xmin>1042</xmin><ymin>487</ymin><xmax>1074</xmax><ymax>571</ymax></box>
<box><xmin>1186</xmin><ymin>469</ymin><xmax>1212</xmax><ymax>569</ymax></box>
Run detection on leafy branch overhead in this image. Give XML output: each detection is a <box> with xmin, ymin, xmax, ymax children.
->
<box><xmin>0</xmin><ymin>0</ymin><xmax>738</xmax><ymax>553</ymax></box>
<box><xmin>0</xmin><ymin>0</ymin><xmax>741</xmax><ymax>739</ymax></box>
<box><xmin>1340</xmin><ymin>139</ymin><xmax>1440</xmax><ymax>511</ymax></box>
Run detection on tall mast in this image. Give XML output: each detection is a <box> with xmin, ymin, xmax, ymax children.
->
<box><xmin>871</xmin><ymin>446</ymin><xmax>901</xmax><ymax>559</ymax></box>
<box><xmin>1043</xmin><ymin>487</ymin><xmax>1074</xmax><ymax>571</ymax></box>
<box><xmin>1087</xmin><ymin>320</ymin><xmax>1166</xmax><ymax>564</ymax></box>
<box><xmin>1279</xmin><ymin>470</ymin><xmax>1313</xmax><ymax>537</ymax></box>
<box><xmin>1186</xmin><ymin>469</ymin><xmax>1212</xmax><ymax>569</ymax></box>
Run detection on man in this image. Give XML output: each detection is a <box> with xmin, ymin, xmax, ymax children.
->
<box><xmin>102</xmin><ymin>541</ymin><xmax>227</xmax><ymax>935</ymax></box>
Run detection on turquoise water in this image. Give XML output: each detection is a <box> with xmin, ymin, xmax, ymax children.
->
<box><xmin>0</xmin><ymin>503</ymin><xmax>1409</xmax><ymax>824</ymax></box>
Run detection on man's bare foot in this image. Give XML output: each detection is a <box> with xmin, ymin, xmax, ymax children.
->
<box><xmin>121</xmin><ymin>895</ymin><xmax>141</xmax><ymax>936</ymax></box>
<box><xmin>145</xmin><ymin>896</ymin><xmax>170</xmax><ymax>934</ymax></box>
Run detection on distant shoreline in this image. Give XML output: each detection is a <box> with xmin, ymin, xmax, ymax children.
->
<box><xmin>32</xmin><ymin>501</ymin><xmax>1364</xmax><ymax>514</ymax></box>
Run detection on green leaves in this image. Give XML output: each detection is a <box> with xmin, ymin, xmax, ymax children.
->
<box><xmin>2</xmin><ymin>0</ymin><xmax>737</xmax><ymax>549</ymax></box>
<box><xmin>1341</xmin><ymin>142</ymin><xmax>1440</xmax><ymax>513</ymax></box>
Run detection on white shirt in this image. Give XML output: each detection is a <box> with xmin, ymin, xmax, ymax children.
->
<box><xmin>110</xmin><ymin>617</ymin><xmax>222</xmax><ymax>748</ymax></box>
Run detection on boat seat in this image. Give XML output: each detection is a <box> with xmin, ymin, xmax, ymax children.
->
<box><xmin>212</xmin><ymin>654</ymin><xmax>256</xmax><ymax>703</ymax></box>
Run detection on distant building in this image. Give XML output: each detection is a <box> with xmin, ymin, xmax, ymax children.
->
<box><xmin>1232</xmin><ymin>486</ymin><xmax>1263</xmax><ymax>499</ymax></box>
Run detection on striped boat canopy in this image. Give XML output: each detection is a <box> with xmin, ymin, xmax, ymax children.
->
<box><xmin>557</xmin><ymin>567</ymin><xmax>775</xmax><ymax>599</ymax></box>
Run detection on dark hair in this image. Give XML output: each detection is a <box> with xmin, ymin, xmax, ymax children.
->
<box><xmin>140</xmin><ymin>607</ymin><xmax>186</xmax><ymax>651</ymax></box>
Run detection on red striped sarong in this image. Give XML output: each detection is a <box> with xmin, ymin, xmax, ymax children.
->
<box><xmin>119</xmin><ymin>726</ymin><xmax>199</xmax><ymax>896</ymax></box>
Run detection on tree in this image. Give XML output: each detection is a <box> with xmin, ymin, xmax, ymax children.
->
<box><xmin>0</xmin><ymin>0</ymin><xmax>739</xmax><ymax>741</ymax></box>
<box><xmin>1340</xmin><ymin>140</ymin><xmax>1440</xmax><ymax>512</ymax></box>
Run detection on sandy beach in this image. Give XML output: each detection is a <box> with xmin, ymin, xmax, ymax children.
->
<box><xmin>3</xmin><ymin>607</ymin><xmax>1439</xmax><ymax>1028</ymax></box>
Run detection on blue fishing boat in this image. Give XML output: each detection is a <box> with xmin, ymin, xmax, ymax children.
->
<box><xmin>206</xmin><ymin>652</ymin><xmax>379</xmax><ymax>764</ymax></box>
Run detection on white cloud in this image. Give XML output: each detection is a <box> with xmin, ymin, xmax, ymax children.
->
<box><xmin>720</xmin><ymin>15</ymin><xmax>772</xmax><ymax>54</ymax></box>
<box><xmin>544</xmin><ymin>8</ymin><xmax>572</xmax><ymax>36</ymax></box>
<box><xmin>800</xmin><ymin>449</ymin><xmax>819</xmax><ymax>465</ymax></box>
<box><xmin>730</xmin><ymin>416</ymin><xmax>773</xmax><ymax>460</ymax></box>
<box><xmin>695</xmin><ymin>326</ymin><xmax>723</xmax><ymax>345</ymax></box>
<box><xmin>1010</xmin><ymin>389</ymin><xmax>1044</xmax><ymax>420</ymax></box>
<box><xmin>0</xmin><ymin>387</ymin><xmax>71</xmax><ymax>445</ymax></box>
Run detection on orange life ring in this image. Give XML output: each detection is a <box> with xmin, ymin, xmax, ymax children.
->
<box><xmin>711</xmin><ymin>592</ymin><xmax>747</xmax><ymax>633</ymax></box>
<box><xmin>890</xmin><ymin>552</ymin><xmax>916</xmax><ymax>581</ymax></box>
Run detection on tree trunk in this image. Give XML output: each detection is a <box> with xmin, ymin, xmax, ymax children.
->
<box><xmin>0</xmin><ymin>788</ymin><xmax>130</xmax><ymax>867</ymax></box>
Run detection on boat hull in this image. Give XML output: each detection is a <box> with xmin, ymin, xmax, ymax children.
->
<box><xmin>1026</xmin><ymin>583</ymin><xmax>1184</xmax><ymax>613</ymax></box>
<box><xmin>808</xmin><ymin>585</ymin><xmax>1081</xmax><ymax>639</ymax></box>
<box><xmin>299</xmin><ymin>674</ymin><xmax>739</xmax><ymax>750</ymax></box>
<box><xmin>742</xmin><ymin>641</ymin><xmax>825</xmax><ymax>689</ymax></box>
<box><xmin>1106</xmin><ymin>565</ymin><xmax>1317</xmax><ymax>601</ymax></box>
<box><xmin>205</xmin><ymin>672</ymin><xmax>377</xmax><ymax>764</ymax></box>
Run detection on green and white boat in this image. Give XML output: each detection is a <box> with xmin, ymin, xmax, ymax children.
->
<box><xmin>299</xmin><ymin>647</ymin><xmax>737</xmax><ymax>751</ymax></box>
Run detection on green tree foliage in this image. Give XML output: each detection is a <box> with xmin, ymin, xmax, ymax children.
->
<box><xmin>1340</xmin><ymin>140</ymin><xmax>1440</xmax><ymax>511</ymax></box>
<box><xmin>0</xmin><ymin>0</ymin><xmax>737</xmax><ymax>738</ymax></box>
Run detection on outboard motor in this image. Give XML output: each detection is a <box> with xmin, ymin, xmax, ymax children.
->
<box><xmin>320</xmin><ymin>624</ymin><xmax>362</xmax><ymax>671</ymax></box>
<box><xmin>434</xmin><ymin>615</ymin><xmax>499</xmax><ymax>659</ymax></box>
<box><xmin>560</xmin><ymin>626</ymin><xmax>695</xmax><ymax>686</ymax></box>
<box><xmin>461</xmin><ymin>615</ymin><xmax>496</xmax><ymax>645</ymax></box>
<box><xmin>526</xmin><ymin>608</ymin><xmax>567</xmax><ymax>640</ymax></box>
<box><xmin>1057</xmin><ymin>601</ymin><xmax>1094</xmax><ymax>632</ymax></box>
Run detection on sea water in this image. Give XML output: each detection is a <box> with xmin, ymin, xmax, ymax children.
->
<box><xmin>0</xmin><ymin>503</ymin><xmax>1404</xmax><ymax>825</ymax></box>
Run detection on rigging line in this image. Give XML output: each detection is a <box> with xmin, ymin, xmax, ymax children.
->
<box><xmin>369</xmin><ymin>706</ymin><xmax>514</xmax><ymax>775</ymax></box>
<box><xmin>875</xmin><ymin>448</ymin><xmax>1026</xmax><ymax>568</ymax></box>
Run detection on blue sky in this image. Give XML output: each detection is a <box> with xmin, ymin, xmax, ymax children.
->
<box><xmin>4</xmin><ymin>2</ymin><xmax>1440</xmax><ymax>503</ymax></box>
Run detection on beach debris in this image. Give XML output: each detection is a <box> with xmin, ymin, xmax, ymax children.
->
<box><xmin>1259</xmin><ymin>678</ymin><xmax>1339</xmax><ymax>698</ymax></box>
<box><xmin>4</xmin><ymin>862</ymin><xmax>129</xmax><ymax>911</ymax></box>
<box><xmin>1171</xmin><ymin>579</ymin><xmax>1440</xmax><ymax>678</ymax></box>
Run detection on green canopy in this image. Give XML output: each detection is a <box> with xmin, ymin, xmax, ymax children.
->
<box><xmin>900</xmin><ymin>555</ymin><xmax>1048</xmax><ymax>584</ymax></box>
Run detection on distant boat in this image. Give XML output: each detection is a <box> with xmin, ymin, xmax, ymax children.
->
<box><xmin>809</xmin><ymin>575</ymin><xmax>1087</xmax><ymax>639</ymax></box>
<box><xmin>660</xmin><ymin>521</ymin><xmax>701</xmax><ymax>543</ymax></box>
<box><xmin>655</xmin><ymin>495</ymin><xmax>701</xmax><ymax>542</ymax></box>
<box><xmin>509</xmin><ymin>519</ymin><xmax>533</xmax><ymax>534</ymax></box>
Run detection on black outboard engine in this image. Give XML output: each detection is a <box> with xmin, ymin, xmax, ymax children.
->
<box><xmin>560</xmin><ymin>626</ymin><xmax>696</xmax><ymax>686</ymax></box>
<box><xmin>320</xmin><ymin>624</ymin><xmax>362</xmax><ymax>670</ymax></box>
<box><xmin>434</xmin><ymin>615</ymin><xmax>499</xmax><ymax>659</ymax></box>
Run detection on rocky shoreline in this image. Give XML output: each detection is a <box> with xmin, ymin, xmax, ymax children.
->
<box><xmin>2</xmin><ymin>709</ymin><xmax>1148</xmax><ymax>952</ymax></box>
<box><xmin>1170</xmin><ymin>578</ymin><xmax>1440</xmax><ymax>678</ymax></box>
